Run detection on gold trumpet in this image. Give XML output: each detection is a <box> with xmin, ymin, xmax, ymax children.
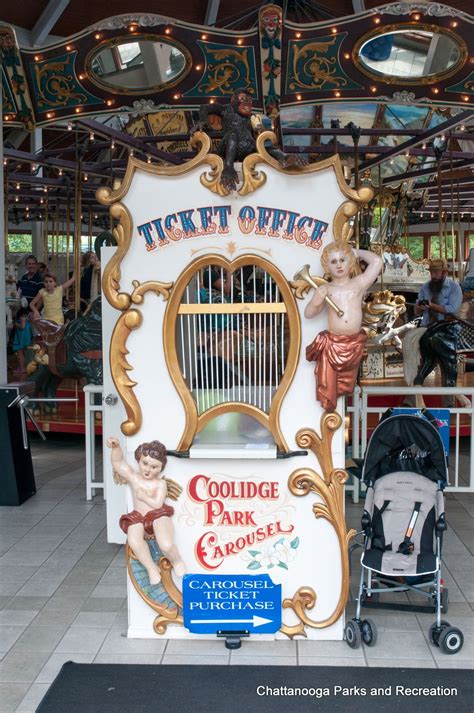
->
<box><xmin>293</xmin><ymin>264</ymin><xmax>345</xmax><ymax>318</ymax></box>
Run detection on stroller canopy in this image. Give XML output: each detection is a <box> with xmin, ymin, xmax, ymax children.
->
<box><xmin>362</xmin><ymin>414</ymin><xmax>447</xmax><ymax>486</ymax></box>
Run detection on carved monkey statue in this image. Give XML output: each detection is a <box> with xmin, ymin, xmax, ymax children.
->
<box><xmin>192</xmin><ymin>91</ymin><xmax>306</xmax><ymax>191</ymax></box>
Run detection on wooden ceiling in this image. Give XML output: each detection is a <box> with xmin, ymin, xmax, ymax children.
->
<box><xmin>4</xmin><ymin>0</ymin><xmax>471</xmax><ymax>39</ymax></box>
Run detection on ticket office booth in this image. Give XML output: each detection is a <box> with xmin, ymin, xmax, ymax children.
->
<box><xmin>100</xmin><ymin>135</ymin><xmax>369</xmax><ymax>641</ymax></box>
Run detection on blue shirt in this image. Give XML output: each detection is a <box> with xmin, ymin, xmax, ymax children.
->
<box><xmin>17</xmin><ymin>271</ymin><xmax>44</xmax><ymax>304</ymax></box>
<box><xmin>417</xmin><ymin>278</ymin><xmax>462</xmax><ymax>327</ymax></box>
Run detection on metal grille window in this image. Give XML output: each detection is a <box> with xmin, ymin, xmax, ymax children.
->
<box><xmin>175</xmin><ymin>263</ymin><xmax>289</xmax><ymax>416</ymax></box>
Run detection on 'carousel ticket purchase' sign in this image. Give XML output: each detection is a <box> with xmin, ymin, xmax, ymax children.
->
<box><xmin>99</xmin><ymin>131</ymin><xmax>372</xmax><ymax>640</ymax></box>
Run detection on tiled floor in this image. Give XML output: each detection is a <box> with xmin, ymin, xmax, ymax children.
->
<box><xmin>0</xmin><ymin>435</ymin><xmax>472</xmax><ymax>712</ymax></box>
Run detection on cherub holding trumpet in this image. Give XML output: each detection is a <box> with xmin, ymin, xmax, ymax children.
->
<box><xmin>300</xmin><ymin>242</ymin><xmax>383</xmax><ymax>411</ymax></box>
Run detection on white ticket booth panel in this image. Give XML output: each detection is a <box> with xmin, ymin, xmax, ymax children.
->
<box><xmin>100</xmin><ymin>132</ymin><xmax>372</xmax><ymax>641</ymax></box>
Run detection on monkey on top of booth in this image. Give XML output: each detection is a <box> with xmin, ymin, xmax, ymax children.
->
<box><xmin>192</xmin><ymin>91</ymin><xmax>307</xmax><ymax>191</ymax></box>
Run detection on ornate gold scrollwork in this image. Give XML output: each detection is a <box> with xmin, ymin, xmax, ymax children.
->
<box><xmin>250</xmin><ymin>132</ymin><xmax>374</xmax><ymax>236</ymax></box>
<box><xmin>95</xmin><ymin>197</ymin><xmax>133</xmax><ymax>311</ymax></box>
<box><xmin>199</xmin><ymin>153</ymin><xmax>231</xmax><ymax>197</ymax></box>
<box><xmin>280</xmin><ymin>412</ymin><xmax>356</xmax><ymax>637</ymax></box>
<box><xmin>110</xmin><ymin>309</ymin><xmax>143</xmax><ymax>436</ymax></box>
<box><xmin>126</xmin><ymin>547</ymin><xmax>184</xmax><ymax>635</ymax></box>
<box><xmin>239</xmin><ymin>153</ymin><xmax>267</xmax><ymax>196</ymax></box>
<box><xmin>130</xmin><ymin>279</ymin><xmax>173</xmax><ymax>304</ymax></box>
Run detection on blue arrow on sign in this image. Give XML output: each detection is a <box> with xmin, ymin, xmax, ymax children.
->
<box><xmin>183</xmin><ymin>573</ymin><xmax>282</xmax><ymax>634</ymax></box>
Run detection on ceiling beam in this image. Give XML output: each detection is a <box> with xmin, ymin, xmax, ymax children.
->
<box><xmin>75</xmin><ymin>119</ymin><xmax>184</xmax><ymax>165</ymax></box>
<box><xmin>205</xmin><ymin>0</ymin><xmax>221</xmax><ymax>26</ymax></box>
<box><xmin>358</xmin><ymin>109</ymin><xmax>474</xmax><ymax>172</ymax></box>
<box><xmin>352</xmin><ymin>0</ymin><xmax>365</xmax><ymax>12</ymax></box>
<box><xmin>381</xmin><ymin>159</ymin><xmax>474</xmax><ymax>185</ymax></box>
<box><xmin>31</xmin><ymin>0</ymin><xmax>70</xmax><ymax>46</ymax></box>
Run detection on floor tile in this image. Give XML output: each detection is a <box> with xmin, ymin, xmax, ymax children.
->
<box><xmin>0</xmin><ymin>682</ymin><xmax>30</xmax><ymax>713</ymax></box>
<box><xmin>0</xmin><ymin>626</ymin><xmax>26</xmax><ymax>654</ymax></box>
<box><xmin>70</xmin><ymin>612</ymin><xmax>117</xmax><ymax>628</ymax></box>
<box><xmin>296</xmin><ymin>657</ymin><xmax>365</xmax><ymax>667</ymax></box>
<box><xmin>363</xmin><ymin>631</ymin><xmax>433</xmax><ymax>660</ymax></box>
<box><xmin>298</xmin><ymin>640</ymin><xmax>365</xmax><ymax>659</ymax></box>
<box><xmin>35</xmin><ymin>652</ymin><xmax>95</xmax><ymax>684</ymax></box>
<box><xmin>11</xmin><ymin>625</ymin><xmax>68</xmax><ymax>653</ymax></box>
<box><xmin>16</xmin><ymin>683</ymin><xmax>50</xmax><ymax>712</ymax></box>
<box><xmin>93</xmin><ymin>653</ymin><xmax>163</xmax><ymax>664</ymax></box>
<box><xmin>162</xmin><ymin>654</ymin><xmax>230</xmax><ymax>665</ymax></box>
<box><xmin>54</xmin><ymin>626</ymin><xmax>108</xmax><ymax>654</ymax></box>
<box><xmin>0</xmin><ymin>651</ymin><xmax>50</xmax><ymax>683</ymax></box>
<box><xmin>367</xmin><ymin>658</ymin><xmax>436</xmax><ymax>668</ymax></box>
<box><xmin>229</xmin><ymin>656</ymin><xmax>296</xmax><ymax>665</ymax></box>
<box><xmin>0</xmin><ymin>611</ymin><xmax>38</xmax><ymax>627</ymax></box>
<box><xmin>99</xmin><ymin>629</ymin><xmax>167</xmax><ymax>655</ymax></box>
<box><xmin>166</xmin><ymin>638</ymin><xmax>233</xmax><ymax>656</ymax></box>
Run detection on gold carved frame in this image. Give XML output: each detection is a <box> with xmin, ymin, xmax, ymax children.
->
<box><xmin>163</xmin><ymin>253</ymin><xmax>300</xmax><ymax>451</ymax></box>
<box><xmin>98</xmin><ymin>130</ymin><xmax>371</xmax><ymax>633</ymax></box>
<box><xmin>97</xmin><ymin>130</ymin><xmax>373</xmax><ymax>440</ymax></box>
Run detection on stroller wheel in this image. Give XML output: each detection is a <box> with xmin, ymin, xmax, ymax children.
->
<box><xmin>439</xmin><ymin>627</ymin><xmax>464</xmax><ymax>655</ymax></box>
<box><xmin>429</xmin><ymin>620</ymin><xmax>450</xmax><ymax>646</ymax></box>
<box><xmin>361</xmin><ymin>618</ymin><xmax>377</xmax><ymax>646</ymax></box>
<box><xmin>344</xmin><ymin>620</ymin><xmax>361</xmax><ymax>649</ymax></box>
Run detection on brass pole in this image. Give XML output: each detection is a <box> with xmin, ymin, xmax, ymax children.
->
<box><xmin>438</xmin><ymin>167</ymin><xmax>443</xmax><ymax>259</ymax></box>
<box><xmin>457</xmin><ymin>180</ymin><xmax>462</xmax><ymax>281</ymax></box>
<box><xmin>43</xmin><ymin>199</ymin><xmax>49</xmax><ymax>267</ymax></box>
<box><xmin>4</xmin><ymin>164</ymin><xmax>8</xmax><ymax>256</ymax></box>
<box><xmin>449</xmin><ymin>132</ymin><xmax>456</xmax><ymax>279</ymax></box>
<box><xmin>88</xmin><ymin>207</ymin><xmax>93</xmax><ymax>253</ymax></box>
<box><xmin>74</xmin><ymin>136</ymin><xmax>82</xmax><ymax>316</ymax></box>
<box><xmin>65</xmin><ymin>179</ymin><xmax>71</xmax><ymax>279</ymax></box>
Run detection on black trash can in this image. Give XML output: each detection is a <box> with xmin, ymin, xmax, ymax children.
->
<box><xmin>0</xmin><ymin>382</ymin><xmax>36</xmax><ymax>505</ymax></box>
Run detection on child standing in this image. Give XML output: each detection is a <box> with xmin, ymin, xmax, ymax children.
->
<box><xmin>11</xmin><ymin>306</ymin><xmax>33</xmax><ymax>374</ymax></box>
<box><xmin>30</xmin><ymin>272</ymin><xmax>76</xmax><ymax>325</ymax></box>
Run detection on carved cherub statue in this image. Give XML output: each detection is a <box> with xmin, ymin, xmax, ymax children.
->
<box><xmin>107</xmin><ymin>437</ymin><xmax>186</xmax><ymax>585</ymax></box>
<box><xmin>304</xmin><ymin>241</ymin><xmax>383</xmax><ymax>411</ymax></box>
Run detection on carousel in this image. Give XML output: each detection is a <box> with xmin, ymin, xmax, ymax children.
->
<box><xmin>0</xmin><ymin>0</ymin><xmax>473</xmax><ymax>647</ymax></box>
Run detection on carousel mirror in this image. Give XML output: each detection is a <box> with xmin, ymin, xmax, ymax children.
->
<box><xmin>88</xmin><ymin>37</ymin><xmax>189</xmax><ymax>93</ymax></box>
<box><xmin>356</xmin><ymin>26</ymin><xmax>465</xmax><ymax>83</ymax></box>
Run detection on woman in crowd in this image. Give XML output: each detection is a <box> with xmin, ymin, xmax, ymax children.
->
<box><xmin>80</xmin><ymin>251</ymin><xmax>101</xmax><ymax>310</ymax></box>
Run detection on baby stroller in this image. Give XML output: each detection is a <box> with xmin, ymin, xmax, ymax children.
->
<box><xmin>345</xmin><ymin>413</ymin><xmax>464</xmax><ymax>655</ymax></box>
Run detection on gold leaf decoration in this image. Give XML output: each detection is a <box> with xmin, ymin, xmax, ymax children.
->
<box><xmin>281</xmin><ymin>412</ymin><xmax>356</xmax><ymax>635</ymax></box>
<box><xmin>130</xmin><ymin>280</ymin><xmax>173</xmax><ymax>304</ymax></box>
<box><xmin>199</xmin><ymin>153</ymin><xmax>231</xmax><ymax>197</ymax></box>
<box><xmin>110</xmin><ymin>309</ymin><xmax>143</xmax><ymax>436</ymax></box>
<box><xmin>96</xmin><ymin>196</ymin><xmax>133</xmax><ymax>311</ymax></box>
<box><xmin>239</xmin><ymin>152</ymin><xmax>267</xmax><ymax>196</ymax></box>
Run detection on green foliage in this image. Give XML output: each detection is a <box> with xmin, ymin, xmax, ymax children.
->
<box><xmin>8</xmin><ymin>234</ymin><xmax>32</xmax><ymax>252</ymax></box>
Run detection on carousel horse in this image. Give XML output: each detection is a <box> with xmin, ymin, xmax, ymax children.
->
<box><xmin>27</xmin><ymin>296</ymin><xmax>103</xmax><ymax>405</ymax></box>
<box><xmin>362</xmin><ymin>290</ymin><xmax>417</xmax><ymax>349</ymax></box>
<box><xmin>402</xmin><ymin>315</ymin><xmax>473</xmax><ymax>408</ymax></box>
<box><xmin>5</xmin><ymin>257</ymin><xmax>25</xmax><ymax>333</ymax></box>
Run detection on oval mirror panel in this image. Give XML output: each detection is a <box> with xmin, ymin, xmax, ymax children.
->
<box><xmin>357</xmin><ymin>28</ymin><xmax>464</xmax><ymax>82</ymax></box>
<box><xmin>89</xmin><ymin>38</ymin><xmax>189</xmax><ymax>93</ymax></box>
